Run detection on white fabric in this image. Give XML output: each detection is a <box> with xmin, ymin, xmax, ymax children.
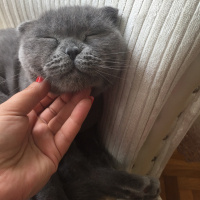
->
<box><xmin>0</xmin><ymin>0</ymin><xmax>200</xmax><ymax>181</ymax></box>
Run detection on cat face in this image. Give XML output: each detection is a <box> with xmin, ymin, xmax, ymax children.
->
<box><xmin>18</xmin><ymin>6</ymin><xmax>127</xmax><ymax>95</ymax></box>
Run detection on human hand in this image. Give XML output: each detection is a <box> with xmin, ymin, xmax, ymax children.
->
<box><xmin>0</xmin><ymin>78</ymin><xmax>93</xmax><ymax>200</ymax></box>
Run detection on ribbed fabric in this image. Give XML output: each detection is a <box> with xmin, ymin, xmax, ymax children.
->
<box><xmin>0</xmin><ymin>0</ymin><xmax>200</xmax><ymax>180</ymax></box>
<box><xmin>132</xmin><ymin>54</ymin><xmax>200</xmax><ymax>176</ymax></box>
<box><xmin>101</xmin><ymin>0</ymin><xmax>200</xmax><ymax>175</ymax></box>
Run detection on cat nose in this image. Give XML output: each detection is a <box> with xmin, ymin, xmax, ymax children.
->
<box><xmin>65</xmin><ymin>46</ymin><xmax>80</xmax><ymax>60</ymax></box>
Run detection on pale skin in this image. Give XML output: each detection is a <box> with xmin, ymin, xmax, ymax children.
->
<box><xmin>0</xmin><ymin>79</ymin><xmax>92</xmax><ymax>200</ymax></box>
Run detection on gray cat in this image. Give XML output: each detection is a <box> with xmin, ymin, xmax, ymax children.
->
<box><xmin>0</xmin><ymin>6</ymin><xmax>160</xmax><ymax>200</ymax></box>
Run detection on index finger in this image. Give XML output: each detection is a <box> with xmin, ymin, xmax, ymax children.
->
<box><xmin>33</xmin><ymin>92</ymin><xmax>59</xmax><ymax>115</ymax></box>
<box><xmin>55</xmin><ymin>97</ymin><xmax>93</xmax><ymax>157</ymax></box>
<box><xmin>0</xmin><ymin>81</ymin><xmax>50</xmax><ymax>116</ymax></box>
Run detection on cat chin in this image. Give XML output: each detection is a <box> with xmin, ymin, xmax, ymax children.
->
<box><xmin>48</xmin><ymin>82</ymin><xmax>90</xmax><ymax>94</ymax></box>
<box><xmin>27</xmin><ymin>71</ymin><xmax>100</xmax><ymax>96</ymax></box>
<box><xmin>49</xmin><ymin>83</ymin><xmax>100</xmax><ymax>97</ymax></box>
<box><xmin>50</xmin><ymin>85</ymin><xmax>78</xmax><ymax>94</ymax></box>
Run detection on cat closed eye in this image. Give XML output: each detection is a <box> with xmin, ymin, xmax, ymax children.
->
<box><xmin>37</xmin><ymin>36</ymin><xmax>59</xmax><ymax>43</ymax></box>
<box><xmin>84</xmin><ymin>33</ymin><xmax>99</xmax><ymax>41</ymax></box>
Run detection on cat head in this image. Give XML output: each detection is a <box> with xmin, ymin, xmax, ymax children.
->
<box><xmin>18</xmin><ymin>6</ymin><xmax>127</xmax><ymax>96</ymax></box>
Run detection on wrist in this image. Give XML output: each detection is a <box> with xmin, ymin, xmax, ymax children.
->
<box><xmin>0</xmin><ymin>171</ymin><xmax>29</xmax><ymax>200</ymax></box>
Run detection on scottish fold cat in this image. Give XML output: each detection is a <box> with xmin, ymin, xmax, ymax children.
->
<box><xmin>0</xmin><ymin>6</ymin><xmax>160</xmax><ymax>200</ymax></box>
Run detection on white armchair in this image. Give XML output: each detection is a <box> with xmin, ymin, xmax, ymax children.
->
<box><xmin>1</xmin><ymin>1</ymin><xmax>200</xmax><ymax>197</ymax></box>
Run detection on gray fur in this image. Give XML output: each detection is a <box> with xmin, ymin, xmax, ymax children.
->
<box><xmin>0</xmin><ymin>6</ymin><xmax>160</xmax><ymax>200</ymax></box>
<box><xmin>18</xmin><ymin>6</ymin><xmax>127</xmax><ymax>95</ymax></box>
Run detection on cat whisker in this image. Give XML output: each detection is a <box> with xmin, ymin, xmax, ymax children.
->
<box><xmin>104</xmin><ymin>62</ymin><xmax>128</xmax><ymax>65</ymax></box>
<box><xmin>96</xmin><ymin>51</ymin><xmax>130</xmax><ymax>56</ymax></box>
<box><xmin>103</xmin><ymin>58</ymin><xmax>128</xmax><ymax>61</ymax></box>
<box><xmin>103</xmin><ymin>65</ymin><xmax>129</xmax><ymax>69</ymax></box>
<box><xmin>95</xmin><ymin>69</ymin><xmax>126</xmax><ymax>81</ymax></box>
<box><xmin>101</xmin><ymin>63</ymin><xmax>129</xmax><ymax>68</ymax></box>
<box><xmin>95</xmin><ymin>71</ymin><xmax>113</xmax><ymax>85</ymax></box>
<box><xmin>103</xmin><ymin>61</ymin><xmax>128</xmax><ymax>65</ymax></box>
<box><xmin>98</xmin><ymin>65</ymin><xmax>128</xmax><ymax>71</ymax></box>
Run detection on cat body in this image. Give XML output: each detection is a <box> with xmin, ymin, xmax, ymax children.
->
<box><xmin>0</xmin><ymin>6</ymin><xmax>160</xmax><ymax>200</ymax></box>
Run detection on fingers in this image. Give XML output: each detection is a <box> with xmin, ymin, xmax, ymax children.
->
<box><xmin>55</xmin><ymin>97</ymin><xmax>93</xmax><ymax>157</ymax></box>
<box><xmin>38</xmin><ymin>93</ymin><xmax>72</xmax><ymax>124</ymax></box>
<box><xmin>47</xmin><ymin>89</ymin><xmax>91</xmax><ymax>133</ymax></box>
<box><xmin>33</xmin><ymin>92</ymin><xmax>59</xmax><ymax>115</ymax></box>
<box><xmin>0</xmin><ymin>81</ymin><xmax>50</xmax><ymax>116</ymax></box>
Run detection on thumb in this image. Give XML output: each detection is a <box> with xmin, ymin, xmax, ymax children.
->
<box><xmin>0</xmin><ymin>79</ymin><xmax>50</xmax><ymax>116</ymax></box>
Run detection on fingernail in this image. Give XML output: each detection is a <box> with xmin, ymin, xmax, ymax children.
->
<box><xmin>36</xmin><ymin>76</ymin><xmax>44</xmax><ymax>83</ymax></box>
<box><xmin>89</xmin><ymin>96</ymin><xmax>94</xmax><ymax>104</ymax></box>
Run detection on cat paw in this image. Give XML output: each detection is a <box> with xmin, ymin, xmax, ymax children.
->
<box><xmin>142</xmin><ymin>177</ymin><xmax>160</xmax><ymax>200</ymax></box>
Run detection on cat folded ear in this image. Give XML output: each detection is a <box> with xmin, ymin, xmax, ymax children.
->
<box><xmin>100</xmin><ymin>7</ymin><xmax>119</xmax><ymax>26</ymax></box>
<box><xmin>17</xmin><ymin>20</ymin><xmax>36</xmax><ymax>34</ymax></box>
